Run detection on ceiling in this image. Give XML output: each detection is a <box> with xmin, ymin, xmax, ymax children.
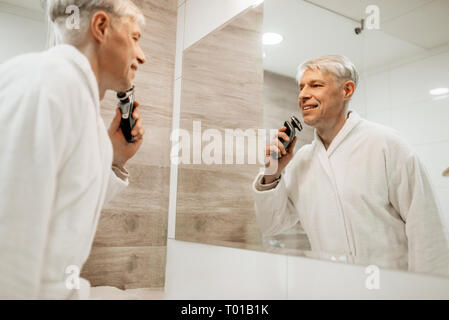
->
<box><xmin>263</xmin><ymin>0</ymin><xmax>449</xmax><ymax>78</ymax></box>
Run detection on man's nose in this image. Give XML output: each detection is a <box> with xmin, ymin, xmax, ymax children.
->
<box><xmin>298</xmin><ymin>88</ymin><xmax>310</xmax><ymax>104</ymax></box>
<box><xmin>137</xmin><ymin>46</ymin><xmax>146</xmax><ymax>65</ymax></box>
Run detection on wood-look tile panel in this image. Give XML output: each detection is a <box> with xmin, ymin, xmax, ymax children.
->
<box><xmin>180</xmin><ymin>7</ymin><xmax>263</xmax><ymax>129</ymax></box>
<box><xmin>176</xmin><ymin>6</ymin><xmax>264</xmax><ymax>247</ymax></box>
<box><xmin>103</xmin><ymin>163</ymin><xmax>170</xmax><ymax>214</ymax></box>
<box><xmin>179</xmin><ymin>78</ymin><xmax>262</xmax><ymax>130</ymax></box>
<box><xmin>175</xmin><ymin>213</ymin><xmax>262</xmax><ymax>245</ymax></box>
<box><xmin>176</xmin><ymin>165</ymin><xmax>263</xmax><ymax>245</ymax></box>
<box><xmin>81</xmin><ymin>246</ymin><xmax>166</xmax><ymax>289</ymax></box>
<box><xmin>92</xmin><ymin>209</ymin><xmax>167</xmax><ymax>247</ymax></box>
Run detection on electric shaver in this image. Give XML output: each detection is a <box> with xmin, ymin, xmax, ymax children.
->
<box><xmin>272</xmin><ymin>115</ymin><xmax>303</xmax><ymax>159</ymax></box>
<box><xmin>116</xmin><ymin>85</ymin><xmax>136</xmax><ymax>143</ymax></box>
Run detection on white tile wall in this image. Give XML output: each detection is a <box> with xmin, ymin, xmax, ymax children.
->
<box><xmin>365</xmin><ymin>71</ymin><xmax>391</xmax><ymax>116</ymax></box>
<box><xmin>365</xmin><ymin>48</ymin><xmax>449</xmax><ymax>226</ymax></box>
<box><xmin>0</xmin><ymin>12</ymin><xmax>46</xmax><ymax>63</ymax></box>
<box><xmin>366</xmin><ymin>108</ymin><xmax>393</xmax><ymax>127</ymax></box>
<box><xmin>391</xmin><ymin>97</ymin><xmax>449</xmax><ymax>145</ymax></box>
<box><xmin>414</xmin><ymin>141</ymin><xmax>449</xmax><ymax>189</ymax></box>
<box><xmin>389</xmin><ymin>51</ymin><xmax>449</xmax><ymax>108</ymax></box>
<box><xmin>435</xmin><ymin>188</ymin><xmax>449</xmax><ymax>228</ymax></box>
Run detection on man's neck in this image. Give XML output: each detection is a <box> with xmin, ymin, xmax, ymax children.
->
<box><xmin>316</xmin><ymin>110</ymin><xmax>350</xmax><ymax>150</ymax></box>
<box><xmin>75</xmin><ymin>43</ymin><xmax>106</xmax><ymax>100</ymax></box>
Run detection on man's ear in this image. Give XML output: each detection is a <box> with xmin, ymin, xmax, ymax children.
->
<box><xmin>90</xmin><ymin>11</ymin><xmax>110</xmax><ymax>43</ymax></box>
<box><xmin>343</xmin><ymin>80</ymin><xmax>355</xmax><ymax>100</ymax></box>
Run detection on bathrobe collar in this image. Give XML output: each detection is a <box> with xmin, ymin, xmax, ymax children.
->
<box><xmin>48</xmin><ymin>44</ymin><xmax>100</xmax><ymax>115</ymax></box>
<box><xmin>313</xmin><ymin>109</ymin><xmax>362</xmax><ymax>157</ymax></box>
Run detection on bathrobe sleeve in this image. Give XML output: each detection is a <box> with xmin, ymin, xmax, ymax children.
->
<box><xmin>0</xmin><ymin>85</ymin><xmax>78</xmax><ymax>299</ymax></box>
<box><xmin>252</xmin><ymin>162</ymin><xmax>300</xmax><ymax>236</ymax></box>
<box><xmin>386</xmin><ymin>135</ymin><xmax>449</xmax><ymax>276</ymax></box>
<box><xmin>104</xmin><ymin>165</ymin><xmax>129</xmax><ymax>204</ymax></box>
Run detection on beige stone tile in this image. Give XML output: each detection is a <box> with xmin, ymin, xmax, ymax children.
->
<box><xmin>81</xmin><ymin>246</ymin><xmax>166</xmax><ymax>289</ymax></box>
<box><xmin>92</xmin><ymin>209</ymin><xmax>168</xmax><ymax>247</ymax></box>
<box><xmin>176</xmin><ymin>165</ymin><xmax>262</xmax><ymax>244</ymax></box>
<box><xmin>175</xmin><ymin>6</ymin><xmax>264</xmax><ymax>249</ymax></box>
<box><xmin>103</xmin><ymin>164</ymin><xmax>170</xmax><ymax>214</ymax></box>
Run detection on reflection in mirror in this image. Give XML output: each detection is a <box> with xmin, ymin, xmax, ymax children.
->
<box><xmin>259</xmin><ymin>0</ymin><xmax>449</xmax><ymax>278</ymax></box>
<box><xmin>176</xmin><ymin>0</ymin><xmax>449</xmax><ymax>279</ymax></box>
<box><xmin>176</xmin><ymin>5</ymin><xmax>265</xmax><ymax>249</ymax></box>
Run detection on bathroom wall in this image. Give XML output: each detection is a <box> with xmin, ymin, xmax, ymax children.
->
<box><xmin>361</xmin><ymin>47</ymin><xmax>449</xmax><ymax>228</ymax></box>
<box><xmin>0</xmin><ymin>2</ymin><xmax>46</xmax><ymax>63</ymax></box>
<box><xmin>80</xmin><ymin>0</ymin><xmax>177</xmax><ymax>289</ymax></box>
<box><xmin>174</xmin><ymin>4</ymin><xmax>264</xmax><ymax>247</ymax></box>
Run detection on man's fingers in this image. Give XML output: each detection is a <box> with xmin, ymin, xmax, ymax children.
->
<box><xmin>276</xmin><ymin>139</ymin><xmax>287</xmax><ymax>155</ymax></box>
<box><xmin>132</xmin><ymin>101</ymin><xmax>141</xmax><ymax>120</ymax></box>
<box><xmin>277</xmin><ymin>132</ymin><xmax>290</xmax><ymax>142</ymax></box>
<box><xmin>287</xmin><ymin>136</ymin><xmax>297</xmax><ymax>154</ymax></box>
<box><xmin>132</xmin><ymin>109</ymin><xmax>140</xmax><ymax>120</ymax></box>
<box><xmin>131</xmin><ymin>118</ymin><xmax>144</xmax><ymax>136</ymax></box>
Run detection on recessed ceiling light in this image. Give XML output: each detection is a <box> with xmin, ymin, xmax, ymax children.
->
<box><xmin>263</xmin><ymin>52</ymin><xmax>266</xmax><ymax>59</ymax></box>
<box><xmin>430</xmin><ymin>88</ymin><xmax>449</xmax><ymax>96</ymax></box>
<box><xmin>263</xmin><ymin>32</ymin><xmax>283</xmax><ymax>45</ymax></box>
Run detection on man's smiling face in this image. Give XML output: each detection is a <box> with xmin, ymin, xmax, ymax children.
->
<box><xmin>100</xmin><ymin>15</ymin><xmax>146</xmax><ymax>92</ymax></box>
<box><xmin>298</xmin><ymin>68</ymin><xmax>347</xmax><ymax>130</ymax></box>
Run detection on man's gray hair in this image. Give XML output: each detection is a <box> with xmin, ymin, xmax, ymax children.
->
<box><xmin>296</xmin><ymin>55</ymin><xmax>359</xmax><ymax>88</ymax></box>
<box><xmin>45</xmin><ymin>0</ymin><xmax>145</xmax><ymax>45</ymax></box>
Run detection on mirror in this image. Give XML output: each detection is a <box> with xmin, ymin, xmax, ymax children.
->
<box><xmin>177</xmin><ymin>0</ymin><xmax>449</xmax><ymax>278</ymax></box>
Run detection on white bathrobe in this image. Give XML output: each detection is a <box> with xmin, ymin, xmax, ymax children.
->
<box><xmin>0</xmin><ymin>45</ymin><xmax>128</xmax><ymax>299</ymax></box>
<box><xmin>253</xmin><ymin>111</ymin><xmax>449</xmax><ymax>276</ymax></box>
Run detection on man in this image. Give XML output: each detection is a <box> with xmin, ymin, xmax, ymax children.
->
<box><xmin>253</xmin><ymin>55</ymin><xmax>449</xmax><ymax>276</ymax></box>
<box><xmin>0</xmin><ymin>0</ymin><xmax>147</xmax><ymax>299</ymax></box>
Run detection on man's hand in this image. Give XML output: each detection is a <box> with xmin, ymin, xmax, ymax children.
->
<box><xmin>108</xmin><ymin>100</ymin><xmax>145</xmax><ymax>168</ymax></box>
<box><xmin>264</xmin><ymin>126</ymin><xmax>297</xmax><ymax>183</ymax></box>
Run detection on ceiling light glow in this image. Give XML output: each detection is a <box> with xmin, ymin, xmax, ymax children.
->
<box><xmin>430</xmin><ymin>88</ymin><xmax>449</xmax><ymax>96</ymax></box>
<box><xmin>263</xmin><ymin>32</ymin><xmax>283</xmax><ymax>45</ymax></box>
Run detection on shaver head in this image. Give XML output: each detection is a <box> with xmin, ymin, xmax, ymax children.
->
<box><xmin>291</xmin><ymin>116</ymin><xmax>303</xmax><ymax>132</ymax></box>
<box><xmin>117</xmin><ymin>85</ymin><xmax>135</xmax><ymax>102</ymax></box>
